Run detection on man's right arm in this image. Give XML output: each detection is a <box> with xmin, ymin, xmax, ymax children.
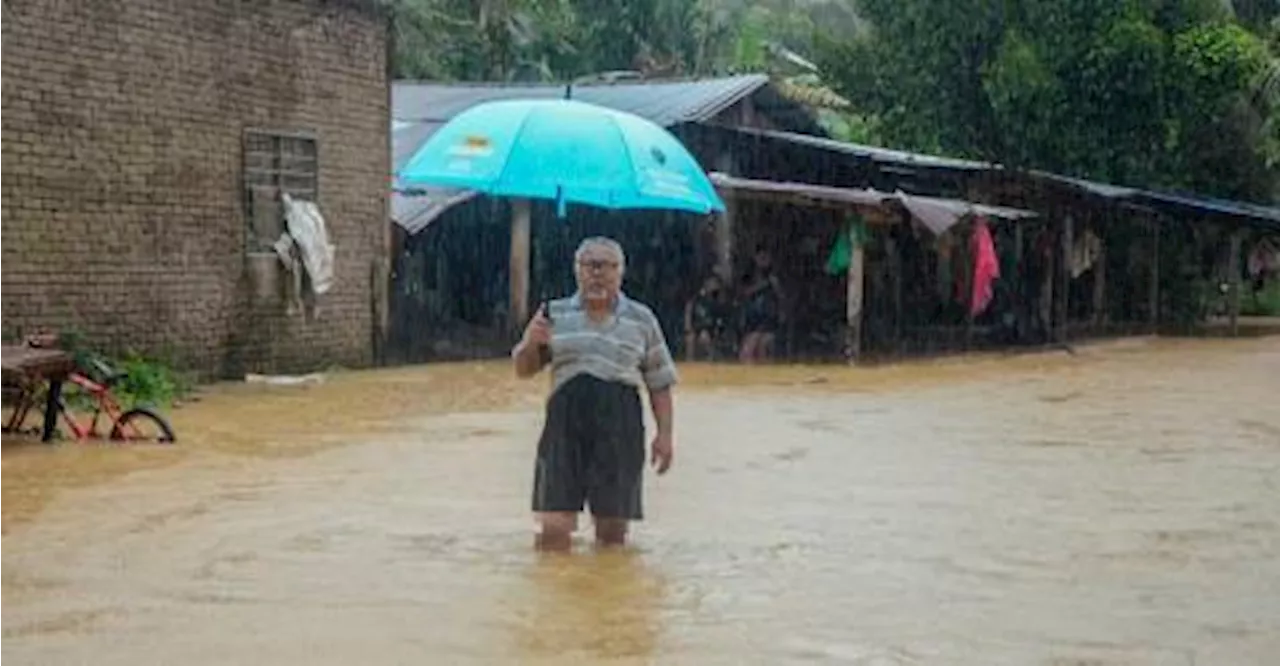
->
<box><xmin>511</xmin><ymin>339</ymin><xmax>550</xmax><ymax>378</ymax></box>
<box><xmin>512</xmin><ymin>304</ymin><xmax>553</xmax><ymax>378</ymax></box>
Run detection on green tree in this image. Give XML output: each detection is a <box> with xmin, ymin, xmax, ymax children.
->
<box><xmin>388</xmin><ymin>0</ymin><xmax>579</xmax><ymax>81</ymax></box>
<box><xmin>815</xmin><ymin>0</ymin><xmax>1280</xmax><ymax>202</ymax></box>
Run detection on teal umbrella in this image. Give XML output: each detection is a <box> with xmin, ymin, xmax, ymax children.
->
<box><xmin>396</xmin><ymin>99</ymin><xmax>725</xmax><ymax>217</ymax></box>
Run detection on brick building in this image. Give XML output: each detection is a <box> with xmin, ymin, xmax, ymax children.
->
<box><xmin>1</xmin><ymin>0</ymin><xmax>391</xmax><ymax>377</ymax></box>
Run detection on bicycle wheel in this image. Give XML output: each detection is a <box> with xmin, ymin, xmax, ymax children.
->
<box><xmin>110</xmin><ymin>407</ymin><xmax>176</xmax><ymax>443</ymax></box>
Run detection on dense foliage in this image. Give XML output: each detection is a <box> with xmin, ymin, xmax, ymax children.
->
<box><xmin>815</xmin><ymin>0</ymin><xmax>1279</xmax><ymax>201</ymax></box>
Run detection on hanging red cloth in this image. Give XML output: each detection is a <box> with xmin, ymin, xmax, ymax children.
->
<box><xmin>970</xmin><ymin>216</ymin><xmax>1000</xmax><ymax>317</ymax></box>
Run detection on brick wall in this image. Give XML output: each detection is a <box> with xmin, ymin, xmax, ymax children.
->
<box><xmin>1</xmin><ymin>0</ymin><xmax>389</xmax><ymax>378</ymax></box>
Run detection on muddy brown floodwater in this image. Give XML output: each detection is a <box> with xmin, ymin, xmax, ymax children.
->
<box><xmin>3</xmin><ymin>338</ymin><xmax>1279</xmax><ymax>665</ymax></box>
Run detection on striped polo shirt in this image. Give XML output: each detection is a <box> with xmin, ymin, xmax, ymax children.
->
<box><xmin>542</xmin><ymin>292</ymin><xmax>678</xmax><ymax>395</ymax></box>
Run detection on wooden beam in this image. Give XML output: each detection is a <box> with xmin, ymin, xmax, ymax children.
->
<box><xmin>1229</xmin><ymin>228</ymin><xmax>1244</xmax><ymax>336</ymax></box>
<box><xmin>509</xmin><ymin>199</ymin><xmax>532</xmax><ymax>331</ymax></box>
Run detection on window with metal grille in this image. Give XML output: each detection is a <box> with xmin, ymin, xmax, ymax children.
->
<box><xmin>243</xmin><ymin>130</ymin><xmax>318</xmax><ymax>252</ymax></box>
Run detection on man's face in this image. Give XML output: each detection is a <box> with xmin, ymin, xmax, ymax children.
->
<box><xmin>575</xmin><ymin>243</ymin><xmax>624</xmax><ymax>304</ymax></box>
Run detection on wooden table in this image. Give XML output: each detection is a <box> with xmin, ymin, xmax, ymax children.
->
<box><xmin>2</xmin><ymin>345</ymin><xmax>76</xmax><ymax>442</ymax></box>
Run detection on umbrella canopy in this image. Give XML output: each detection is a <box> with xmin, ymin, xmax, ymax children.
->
<box><xmin>396</xmin><ymin>99</ymin><xmax>725</xmax><ymax>216</ymax></box>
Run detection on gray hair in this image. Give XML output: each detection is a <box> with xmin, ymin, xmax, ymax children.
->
<box><xmin>574</xmin><ymin>236</ymin><xmax>627</xmax><ymax>272</ymax></box>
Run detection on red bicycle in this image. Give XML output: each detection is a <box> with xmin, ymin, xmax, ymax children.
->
<box><xmin>3</xmin><ymin>337</ymin><xmax>176</xmax><ymax>444</ymax></box>
<box><xmin>58</xmin><ymin>356</ymin><xmax>175</xmax><ymax>445</ymax></box>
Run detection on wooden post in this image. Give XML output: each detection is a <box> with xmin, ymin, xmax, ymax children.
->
<box><xmin>1014</xmin><ymin>223</ymin><xmax>1026</xmax><ymax>340</ymax></box>
<box><xmin>1056</xmin><ymin>215</ymin><xmax>1073</xmax><ymax>344</ymax></box>
<box><xmin>846</xmin><ymin>230</ymin><xmax>866</xmax><ymax>364</ymax></box>
<box><xmin>963</xmin><ymin>223</ymin><xmax>975</xmax><ymax>350</ymax></box>
<box><xmin>713</xmin><ymin>153</ymin><xmax>736</xmax><ymax>281</ymax></box>
<box><xmin>1149</xmin><ymin>219</ymin><xmax>1160</xmax><ymax>333</ymax></box>
<box><xmin>1229</xmin><ymin>228</ymin><xmax>1244</xmax><ymax>336</ymax></box>
<box><xmin>896</xmin><ymin>236</ymin><xmax>906</xmax><ymax>356</ymax></box>
<box><xmin>509</xmin><ymin>199</ymin><xmax>532</xmax><ymax>331</ymax></box>
<box><xmin>885</xmin><ymin>221</ymin><xmax>906</xmax><ymax>356</ymax></box>
<box><xmin>716</xmin><ymin>197</ymin><xmax>735</xmax><ymax>281</ymax></box>
<box><xmin>1039</xmin><ymin>226</ymin><xmax>1055</xmax><ymax>342</ymax></box>
<box><xmin>1092</xmin><ymin>230</ymin><xmax>1106</xmax><ymax>328</ymax></box>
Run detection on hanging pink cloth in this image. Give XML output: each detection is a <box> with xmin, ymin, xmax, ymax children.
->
<box><xmin>970</xmin><ymin>217</ymin><xmax>1000</xmax><ymax>317</ymax></box>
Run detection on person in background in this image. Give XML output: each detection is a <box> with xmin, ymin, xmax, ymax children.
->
<box><xmin>511</xmin><ymin>236</ymin><xmax>678</xmax><ymax>552</ymax></box>
<box><xmin>737</xmin><ymin>247</ymin><xmax>785</xmax><ymax>363</ymax></box>
<box><xmin>684</xmin><ymin>274</ymin><xmax>730</xmax><ymax>360</ymax></box>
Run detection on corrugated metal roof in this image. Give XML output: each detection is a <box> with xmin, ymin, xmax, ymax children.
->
<box><xmin>1135</xmin><ymin>190</ymin><xmax>1280</xmax><ymax>228</ymax></box>
<box><xmin>389</xmin><ymin>78</ymin><xmax>1278</xmax><ymax>232</ymax></box>
<box><xmin>1033</xmin><ymin>174</ymin><xmax>1278</xmax><ymax>228</ymax></box>
<box><xmin>710</xmin><ymin>126</ymin><xmax>1280</xmax><ymax>229</ymax></box>
<box><xmin>709</xmin><ymin>173</ymin><xmax>1038</xmax><ymax>233</ymax></box>
<box><xmin>392</xmin><ymin>75</ymin><xmax>770</xmax><ymax>127</ymax></box>
<box><xmin>1029</xmin><ymin>171</ymin><xmax>1138</xmax><ymax>199</ymax></box>
<box><xmin>739</xmin><ymin>126</ymin><xmax>992</xmax><ymax>171</ymax></box>
<box><xmin>709</xmin><ymin>172</ymin><xmax>888</xmax><ymax>208</ymax></box>
<box><xmin>392</xmin><ymin>188</ymin><xmax>478</xmax><ymax>235</ymax></box>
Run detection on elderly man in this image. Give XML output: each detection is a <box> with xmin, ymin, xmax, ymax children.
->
<box><xmin>512</xmin><ymin>236</ymin><xmax>678</xmax><ymax>551</ymax></box>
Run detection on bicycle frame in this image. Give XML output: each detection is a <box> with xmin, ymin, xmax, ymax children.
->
<box><xmin>57</xmin><ymin>372</ymin><xmax>127</xmax><ymax>440</ymax></box>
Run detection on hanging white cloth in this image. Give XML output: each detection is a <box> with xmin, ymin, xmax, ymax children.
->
<box><xmin>897</xmin><ymin>191</ymin><xmax>968</xmax><ymax>235</ymax></box>
<box><xmin>282</xmin><ymin>193</ymin><xmax>335</xmax><ymax>295</ymax></box>
<box><xmin>1070</xmin><ymin>229</ymin><xmax>1103</xmax><ymax>278</ymax></box>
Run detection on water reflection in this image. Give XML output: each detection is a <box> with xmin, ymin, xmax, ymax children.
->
<box><xmin>511</xmin><ymin>550</ymin><xmax>664</xmax><ymax>662</ymax></box>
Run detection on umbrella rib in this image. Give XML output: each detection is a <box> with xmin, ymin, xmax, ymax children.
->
<box><xmin>491</xmin><ymin>107</ymin><xmax>541</xmax><ymax>198</ymax></box>
<box><xmin>608</xmin><ymin>116</ymin><xmax>642</xmax><ymax>209</ymax></box>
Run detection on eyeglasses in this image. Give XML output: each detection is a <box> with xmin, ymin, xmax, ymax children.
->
<box><xmin>577</xmin><ymin>259</ymin><xmax>620</xmax><ymax>274</ymax></box>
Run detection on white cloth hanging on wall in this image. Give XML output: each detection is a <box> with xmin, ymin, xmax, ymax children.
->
<box><xmin>282</xmin><ymin>193</ymin><xmax>335</xmax><ymax>295</ymax></box>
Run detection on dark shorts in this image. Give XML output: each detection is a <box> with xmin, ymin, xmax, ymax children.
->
<box><xmin>532</xmin><ymin>374</ymin><xmax>645</xmax><ymax>520</ymax></box>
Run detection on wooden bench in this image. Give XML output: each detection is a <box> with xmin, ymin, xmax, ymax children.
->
<box><xmin>2</xmin><ymin>345</ymin><xmax>76</xmax><ymax>442</ymax></box>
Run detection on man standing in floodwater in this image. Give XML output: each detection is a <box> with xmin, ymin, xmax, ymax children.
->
<box><xmin>512</xmin><ymin>236</ymin><xmax>678</xmax><ymax>551</ymax></box>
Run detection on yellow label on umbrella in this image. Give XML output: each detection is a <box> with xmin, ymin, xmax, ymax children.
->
<box><xmin>449</xmin><ymin>135</ymin><xmax>493</xmax><ymax>157</ymax></box>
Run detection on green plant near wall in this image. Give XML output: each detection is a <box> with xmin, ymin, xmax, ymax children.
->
<box><xmin>111</xmin><ymin>354</ymin><xmax>190</xmax><ymax>409</ymax></box>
